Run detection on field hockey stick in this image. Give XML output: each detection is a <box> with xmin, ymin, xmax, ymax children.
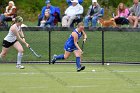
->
<box><xmin>21</xmin><ymin>26</ymin><xmax>41</xmax><ymax>58</ymax></box>
<box><xmin>29</xmin><ymin>47</ymin><xmax>41</xmax><ymax>58</ymax></box>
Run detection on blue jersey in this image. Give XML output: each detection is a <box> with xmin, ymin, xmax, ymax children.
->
<box><xmin>64</xmin><ymin>29</ymin><xmax>82</xmax><ymax>52</ymax></box>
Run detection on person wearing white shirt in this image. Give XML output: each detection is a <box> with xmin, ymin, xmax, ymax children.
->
<box><xmin>62</xmin><ymin>0</ymin><xmax>83</xmax><ymax>27</ymax></box>
<box><xmin>0</xmin><ymin>1</ymin><xmax>17</xmax><ymax>25</ymax></box>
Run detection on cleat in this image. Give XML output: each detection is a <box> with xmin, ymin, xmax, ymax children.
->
<box><xmin>77</xmin><ymin>66</ymin><xmax>85</xmax><ymax>72</ymax></box>
<box><xmin>16</xmin><ymin>65</ymin><xmax>25</xmax><ymax>69</ymax></box>
<box><xmin>51</xmin><ymin>54</ymin><xmax>57</xmax><ymax>64</ymax></box>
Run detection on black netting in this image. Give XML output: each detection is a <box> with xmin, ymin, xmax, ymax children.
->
<box><xmin>0</xmin><ymin>30</ymin><xmax>140</xmax><ymax>64</ymax></box>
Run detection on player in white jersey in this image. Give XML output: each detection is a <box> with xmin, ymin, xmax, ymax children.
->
<box><xmin>0</xmin><ymin>16</ymin><xmax>29</xmax><ymax>69</ymax></box>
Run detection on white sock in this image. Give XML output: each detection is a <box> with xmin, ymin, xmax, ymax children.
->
<box><xmin>17</xmin><ymin>52</ymin><xmax>23</xmax><ymax>65</ymax></box>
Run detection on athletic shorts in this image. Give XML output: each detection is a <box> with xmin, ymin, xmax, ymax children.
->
<box><xmin>2</xmin><ymin>40</ymin><xmax>17</xmax><ymax>48</ymax></box>
<box><xmin>64</xmin><ymin>44</ymin><xmax>78</xmax><ymax>52</ymax></box>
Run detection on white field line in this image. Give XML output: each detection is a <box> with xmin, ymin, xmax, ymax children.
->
<box><xmin>20</xmin><ymin>86</ymin><xmax>47</xmax><ymax>89</ymax></box>
<box><xmin>84</xmin><ymin>77</ymin><xmax>116</xmax><ymax>80</ymax></box>
<box><xmin>0</xmin><ymin>72</ymin><xmax>40</xmax><ymax>75</ymax></box>
<box><xmin>112</xmin><ymin>70</ymin><xmax>140</xmax><ymax>73</ymax></box>
<box><xmin>67</xmin><ymin>85</ymin><xmax>98</xmax><ymax>88</ymax></box>
<box><xmin>0</xmin><ymin>70</ymin><xmax>140</xmax><ymax>76</ymax></box>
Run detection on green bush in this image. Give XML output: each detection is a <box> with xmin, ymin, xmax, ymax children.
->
<box><xmin>0</xmin><ymin>0</ymin><xmax>133</xmax><ymax>21</ymax></box>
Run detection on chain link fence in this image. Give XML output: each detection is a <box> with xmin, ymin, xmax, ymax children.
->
<box><xmin>0</xmin><ymin>27</ymin><xmax>140</xmax><ymax>64</ymax></box>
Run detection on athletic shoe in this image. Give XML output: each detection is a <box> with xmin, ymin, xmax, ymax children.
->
<box><xmin>16</xmin><ymin>65</ymin><xmax>25</xmax><ymax>69</ymax></box>
<box><xmin>51</xmin><ymin>54</ymin><xmax>57</xmax><ymax>64</ymax></box>
<box><xmin>77</xmin><ymin>66</ymin><xmax>85</xmax><ymax>72</ymax></box>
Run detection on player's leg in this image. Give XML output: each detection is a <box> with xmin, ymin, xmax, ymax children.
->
<box><xmin>13</xmin><ymin>41</ymin><xmax>24</xmax><ymax>69</ymax></box>
<box><xmin>51</xmin><ymin>51</ymin><xmax>71</xmax><ymax>64</ymax></box>
<box><xmin>74</xmin><ymin>50</ymin><xmax>85</xmax><ymax>72</ymax></box>
<box><xmin>0</xmin><ymin>47</ymin><xmax>9</xmax><ymax>62</ymax></box>
<box><xmin>0</xmin><ymin>39</ymin><xmax>11</xmax><ymax>61</ymax></box>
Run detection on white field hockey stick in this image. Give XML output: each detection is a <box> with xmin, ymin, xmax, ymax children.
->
<box><xmin>29</xmin><ymin>47</ymin><xmax>41</xmax><ymax>58</ymax></box>
<box><xmin>21</xmin><ymin>26</ymin><xmax>41</xmax><ymax>58</ymax></box>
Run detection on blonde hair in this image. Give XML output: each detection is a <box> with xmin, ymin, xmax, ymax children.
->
<box><xmin>77</xmin><ymin>22</ymin><xmax>84</xmax><ymax>27</ymax></box>
<box><xmin>15</xmin><ymin>16</ymin><xmax>23</xmax><ymax>23</ymax></box>
<box><xmin>117</xmin><ymin>3</ymin><xmax>126</xmax><ymax>13</ymax></box>
<box><xmin>9</xmin><ymin>1</ymin><xmax>15</xmax><ymax>6</ymax></box>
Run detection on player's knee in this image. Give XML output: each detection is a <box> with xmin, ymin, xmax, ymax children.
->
<box><xmin>75</xmin><ymin>55</ymin><xmax>81</xmax><ymax>58</ymax></box>
<box><xmin>18</xmin><ymin>49</ymin><xmax>24</xmax><ymax>53</ymax></box>
<box><xmin>76</xmin><ymin>53</ymin><xmax>82</xmax><ymax>57</ymax></box>
<box><xmin>1</xmin><ymin>52</ymin><xmax>7</xmax><ymax>57</ymax></box>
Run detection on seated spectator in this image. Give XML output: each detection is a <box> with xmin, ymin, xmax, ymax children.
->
<box><xmin>40</xmin><ymin>11</ymin><xmax>54</xmax><ymax>27</ymax></box>
<box><xmin>128</xmin><ymin>0</ymin><xmax>140</xmax><ymax>27</ymax></box>
<box><xmin>84</xmin><ymin>0</ymin><xmax>101</xmax><ymax>27</ymax></box>
<box><xmin>62</xmin><ymin>0</ymin><xmax>83</xmax><ymax>27</ymax></box>
<box><xmin>114</xmin><ymin>3</ymin><xmax>130</xmax><ymax>25</ymax></box>
<box><xmin>53</xmin><ymin>7</ymin><xmax>61</xmax><ymax>26</ymax></box>
<box><xmin>66</xmin><ymin>0</ymin><xmax>83</xmax><ymax>6</ymax></box>
<box><xmin>0</xmin><ymin>1</ymin><xmax>16</xmax><ymax>25</ymax></box>
<box><xmin>38</xmin><ymin>0</ymin><xmax>55</xmax><ymax>26</ymax></box>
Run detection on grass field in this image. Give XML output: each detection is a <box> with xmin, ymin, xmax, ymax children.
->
<box><xmin>0</xmin><ymin>31</ymin><xmax>140</xmax><ymax>63</ymax></box>
<box><xmin>0</xmin><ymin>64</ymin><xmax>139</xmax><ymax>93</ymax></box>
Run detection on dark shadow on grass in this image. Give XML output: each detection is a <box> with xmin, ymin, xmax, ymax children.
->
<box><xmin>103</xmin><ymin>66</ymin><xmax>138</xmax><ymax>86</ymax></box>
<box><xmin>30</xmin><ymin>64</ymin><xmax>68</xmax><ymax>86</ymax></box>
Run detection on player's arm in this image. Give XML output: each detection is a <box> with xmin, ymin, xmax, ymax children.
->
<box><xmin>72</xmin><ymin>32</ymin><xmax>82</xmax><ymax>53</ymax></box>
<box><xmin>82</xmin><ymin>30</ymin><xmax>87</xmax><ymax>43</ymax></box>
<box><xmin>19</xmin><ymin>28</ymin><xmax>26</xmax><ymax>42</ymax></box>
<box><xmin>19</xmin><ymin>29</ymin><xmax>24</xmax><ymax>38</ymax></box>
<box><xmin>11</xmin><ymin>26</ymin><xmax>29</xmax><ymax>48</ymax></box>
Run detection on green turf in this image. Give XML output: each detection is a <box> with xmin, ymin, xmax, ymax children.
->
<box><xmin>0</xmin><ymin>64</ymin><xmax>139</xmax><ymax>93</ymax></box>
<box><xmin>0</xmin><ymin>31</ymin><xmax>140</xmax><ymax>62</ymax></box>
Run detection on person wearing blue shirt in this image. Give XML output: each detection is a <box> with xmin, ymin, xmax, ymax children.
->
<box><xmin>51</xmin><ymin>22</ymin><xmax>87</xmax><ymax>72</ymax></box>
<box><xmin>38</xmin><ymin>0</ymin><xmax>55</xmax><ymax>26</ymax></box>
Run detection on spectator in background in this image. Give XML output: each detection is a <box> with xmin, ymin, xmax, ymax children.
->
<box><xmin>40</xmin><ymin>11</ymin><xmax>54</xmax><ymax>27</ymax></box>
<box><xmin>84</xmin><ymin>0</ymin><xmax>101</xmax><ymax>27</ymax></box>
<box><xmin>0</xmin><ymin>1</ymin><xmax>16</xmax><ymax>25</ymax></box>
<box><xmin>128</xmin><ymin>0</ymin><xmax>140</xmax><ymax>27</ymax></box>
<box><xmin>66</xmin><ymin>0</ymin><xmax>83</xmax><ymax>6</ymax></box>
<box><xmin>62</xmin><ymin>0</ymin><xmax>83</xmax><ymax>27</ymax></box>
<box><xmin>114</xmin><ymin>3</ymin><xmax>130</xmax><ymax>25</ymax></box>
<box><xmin>38</xmin><ymin>0</ymin><xmax>55</xmax><ymax>26</ymax></box>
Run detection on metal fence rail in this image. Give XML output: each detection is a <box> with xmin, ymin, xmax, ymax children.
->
<box><xmin>1</xmin><ymin>27</ymin><xmax>140</xmax><ymax>31</ymax></box>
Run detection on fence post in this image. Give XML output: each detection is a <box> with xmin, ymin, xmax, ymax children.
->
<box><xmin>102</xmin><ymin>30</ymin><xmax>105</xmax><ymax>65</ymax></box>
<box><xmin>49</xmin><ymin>29</ymin><xmax>51</xmax><ymax>64</ymax></box>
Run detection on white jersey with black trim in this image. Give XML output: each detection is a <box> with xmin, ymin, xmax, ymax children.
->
<box><xmin>4</xmin><ymin>24</ymin><xmax>21</xmax><ymax>42</ymax></box>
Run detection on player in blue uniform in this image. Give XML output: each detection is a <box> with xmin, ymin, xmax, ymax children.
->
<box><xmin>51</xmin><ymin>22</ymin><xmax>87</xmax><ymax>72</ymax></box>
